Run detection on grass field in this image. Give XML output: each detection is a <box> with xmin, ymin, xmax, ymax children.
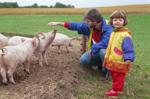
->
<box><xmin>0</xmin><ymin>15</ymin><xmax>82</xmax><ymax>37</ymax></box>
<box><xmin>0</xmin><ymin>14</ymin><xmax>150</xmax><ymax>98</ymax></box>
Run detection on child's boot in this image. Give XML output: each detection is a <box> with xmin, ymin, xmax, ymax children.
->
<box><xmin>105</xmin><ymin>89</ymin><xmax>118</xmax><ymax>98</ymax></box>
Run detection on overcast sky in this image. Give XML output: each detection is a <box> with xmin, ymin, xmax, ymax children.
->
<box><xmin>0</xmin><ymin>0</ymin><xmax>150</xmax><ymax>8</ymax></box>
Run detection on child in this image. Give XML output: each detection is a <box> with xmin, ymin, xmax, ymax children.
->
<box><xmin>103</xmin><ymin>10</ymin><xmax>135</xmax><ymax>98</ymax></box>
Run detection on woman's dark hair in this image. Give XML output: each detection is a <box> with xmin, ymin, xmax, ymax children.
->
<box><xmin>109</xmin><ymin>10</ymin><xmax>128</xmax><ymax>26</ymax></box>
<box><xmin>84</xmin><ymin>8</ymin><xmax>103</xmax><ymax>23</ymax></box>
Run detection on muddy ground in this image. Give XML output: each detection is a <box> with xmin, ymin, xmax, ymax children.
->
<box><xmin>0</xmin><ymin>39</ymin><xmax>96</xmax><ymax>99</ymax></box>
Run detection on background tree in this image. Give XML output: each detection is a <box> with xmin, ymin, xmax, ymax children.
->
<box><xmin>53</xmin><ymin>2</ymin><xmax>75</xmax><ymax>8</ymax></box>
<box><xmin>0</xmin><ymin>2</ymin><xmax>18</xmax><ymax>8</ymax></box>
<box><xmin>31</xmin><ymin>3</ymin><xmax>39</xmax><ymax>8</ymax></box>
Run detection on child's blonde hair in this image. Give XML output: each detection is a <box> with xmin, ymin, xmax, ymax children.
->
<box><xmin>109</xmin><ymin>10</ymin><xmax>128</xmax><ymax>26</ymax></box>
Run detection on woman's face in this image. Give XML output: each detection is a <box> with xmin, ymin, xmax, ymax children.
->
<box><xmin>112</xmin><ymin>18</ymin><xmax>124</xmax><ymax>28</ymax></box>
<box><xmin>85</xmin><ymin>19</ymin><xmax>97</xmax><ymax>28</ymax></box>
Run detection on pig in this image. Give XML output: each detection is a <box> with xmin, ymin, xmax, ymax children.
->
<box><xmin>0</xmin><ymin>38</ymin><xmax>38</xmax><ymax>84</ymax></box>
<box><xmin>0</xmin><ymin>33</ymin><xmax>9</xmax><ymax>48</ymax></box>
<box><xmin>7</xmin><ymin>36</ymin><xmax>32</xmax><ymax>46</ymax></box>
<box><xmin>7</xmin><ymin>30</ymin><xmax>56</xmax><ymax>67</ymax></box>
<box><xmin>51</xmin><ymin>33</ymin><xmax>72</xmax><ymax>54</ymax></box>
<box><xmin>35</xmin><ymin>30</ymin><xmax>57</xmax><ymax>67</ymax></box>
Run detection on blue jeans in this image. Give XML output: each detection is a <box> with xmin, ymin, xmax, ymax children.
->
<box><xmin>80</xmin><ymin>49</ymin><xmax>108</xmax><ymax>75</ymax></box>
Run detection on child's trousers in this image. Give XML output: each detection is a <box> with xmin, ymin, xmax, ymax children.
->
<box><xmin>110</xmin><ymin>70</ymin><xmax>126</xmax><ymax>91</ymax></box>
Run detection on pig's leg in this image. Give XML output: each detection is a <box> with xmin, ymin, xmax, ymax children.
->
<box><xmin>7</xmin><ymin>64</ymin><xmax>16</xmax><ymax>84</ymax></box>
<box><xmin>39</xmin><ymin>52</ymin><xmax>44</xmax><ymax>67</ymax></box>
<box><xmin>0</xmin><ymin>66</ymin><xmax>8</xmax><ymax>85</ymax></box>
<box><xmin>57</xmin><ymin>45</ymin><xmax>61</xmax><ymax>54</ymax></box>
<box><xmin>43</xmin><ymin>51</ymin><xmax>48</xmax><ymax>65</ymax></box>
<box><xmin>24</xmin><ymin>57</ymin><xmax>32</xmax><ymax>74</ymax></box>
<box><xmin>65</xmin><ymin>45</ymin><xmax>69</xmax><ymax>53</ymax></box>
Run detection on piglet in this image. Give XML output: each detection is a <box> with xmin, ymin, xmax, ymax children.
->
<box><xmin>7</xmin><ymin>36</ymin><xmax>32</xmax><ymax>46</ymax></box>
<box><xmin>0</xmin><ymin>38</ymin><xmax>38</xmax><ymax>84</ymax></box>
<box><xmin>51</xmin><ymin>33</ymin><xmax>72</xmax><ymax>54</ymax></box>
<box><xmin>35</xmin><ymin>30</ymin><xmax>57</xmax><ymax>67</ymax></box>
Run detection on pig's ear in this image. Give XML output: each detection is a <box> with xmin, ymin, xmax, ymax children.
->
<box><xmin>31</xmin><ymin>38</ymin><xmax>37</xmax><ymax>47</ymax></box>
<box><xmin>36</xmin><ymin>32</ymin><xmax>46</xmax><ymax>39</ymax></box>
<box><xmin>36</xmin><ymin>32</ymin><xmax>41</xmax><ymax>37</ymax></box>
<box><xmin>38</xmin><ymin>32</ymin><xmax>44</xmax><ymax>35</ymax></box>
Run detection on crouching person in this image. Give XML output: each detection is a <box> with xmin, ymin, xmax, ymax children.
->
<box><xmin>48</xmin><ymin>8</ymin><xmax>113</xmax><ymax>79</ymax></box>
<box><xmin>0</xmin><ymin>38</ymin><xmax>38</xmax><ymax>84</ymax></box>
<box><xmin>103</xmin><ymin>10</ymin><xmax>135</xmax><ymax>98</ymax></box>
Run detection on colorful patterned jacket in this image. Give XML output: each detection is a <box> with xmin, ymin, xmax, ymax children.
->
<box><xmin>103</xmin><ymin>28</ymin><xmax>135</xmax><ymax>73</ymax></box>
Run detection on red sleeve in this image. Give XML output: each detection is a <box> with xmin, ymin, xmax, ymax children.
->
<box><xmin>64</xmin><ymin>22</ymin><xmax>69</xmax><ymax>28</ymax></box>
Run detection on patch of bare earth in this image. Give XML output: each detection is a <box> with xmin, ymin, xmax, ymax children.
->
<box><xmin>0</xmin><ymin>39</ymin><xmax>90</xmax><ymax>99</ymax></box>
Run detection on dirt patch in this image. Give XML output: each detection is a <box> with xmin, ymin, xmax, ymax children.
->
<box><xmin>0</xmin><ymin>39</ymin><xmax>89</xmax><ymax>99</ymax></box>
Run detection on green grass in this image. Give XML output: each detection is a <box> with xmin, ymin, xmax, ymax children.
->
<box><xmin>0</xmin><ymin>14</ymin><xmax>150</xmax><ymax>99</ymax></box>
<box><xmin>0</xmin><ymin>15</ymin><xmax>82</xmax><ymax>37</ymax></box>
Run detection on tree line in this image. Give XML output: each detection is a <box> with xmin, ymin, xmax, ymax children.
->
<box><xmin>0</xmin><ymin>2</ymin><xmax>75</xmax><ymax>8</ymax></box>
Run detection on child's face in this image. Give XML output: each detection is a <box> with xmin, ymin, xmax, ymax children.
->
<box><xmin>112</xmin><ymin>18</ymin><xmax>124</xmax><ymax>28</ymax></box>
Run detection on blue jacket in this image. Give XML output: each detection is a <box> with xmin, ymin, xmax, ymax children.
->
<box><xmin>66</xmin><ymin>19</ymin><xmax>113</xmax><ymax>56</ymax></box>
